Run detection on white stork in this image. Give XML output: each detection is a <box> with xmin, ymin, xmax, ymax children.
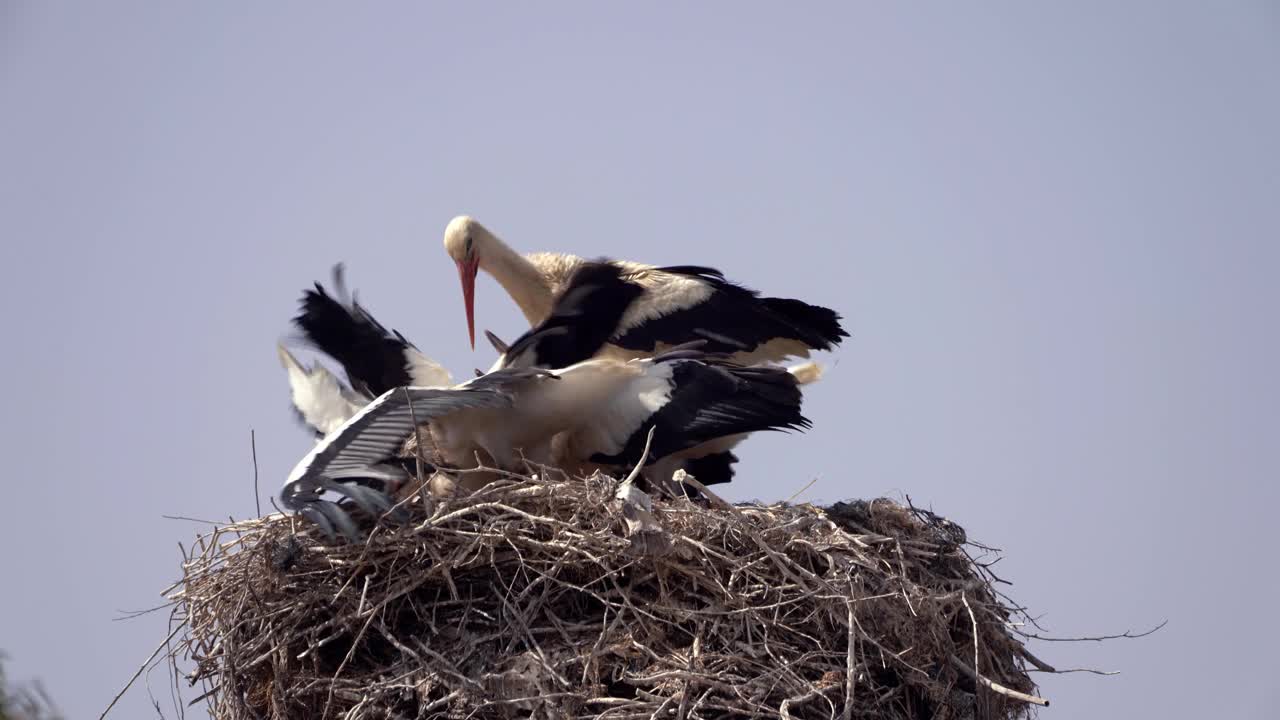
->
<box><xmin>479</xmin><ymin>261</ymin><xmax>827</xmax><ymax>486</ymax></box>
<box><xmin>281</xmin><ymin>345</ymin><xmax>811</xmax><ymax>538</ymax></box>
<box><xmin>277</xmin><ymin>263</ymin><xmax>815</xmax><ymax>538</ymax></box>
<box><xmin>443</xmin><ymin>215</ymin><xmax>849</xmax><ymax>364</ymax></box>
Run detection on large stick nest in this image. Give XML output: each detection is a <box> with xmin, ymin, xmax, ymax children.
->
<box><xmin>171</xmin><ymin>472</ymin><xmax>1048</xmax><ymax>719</ymax></box>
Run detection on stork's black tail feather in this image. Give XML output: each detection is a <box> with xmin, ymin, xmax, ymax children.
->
<box><xmin>682</xmin><ymin>451</ymin><xmax>739</xmax><ymax>487</ymax></box>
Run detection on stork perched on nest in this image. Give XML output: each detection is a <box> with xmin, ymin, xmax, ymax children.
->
<box><xmin>278</xmin><ymin>263</ymin><xmax>816</xmax><ymax>539</ymax></box>
<box><xmin>443</xmin><ymin>215</ymin><xmax>848</xmax><ymax>364</ymax></box>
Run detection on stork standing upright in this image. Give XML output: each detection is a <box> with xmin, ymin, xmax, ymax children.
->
<box><xmin>443</xmin><ymin>216</ymin><xmax>849</xmax><ymax>364</ymax></box>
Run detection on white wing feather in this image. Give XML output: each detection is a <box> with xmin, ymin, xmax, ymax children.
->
<box><xmin>278</xmin><ymin>344</ymin><xmax>365</xmax><ymax>435</ymax></box>
<box><xmin>284</xmin><ymin>385</ymin><xmax>512</xmax><ymax>488</ymax></box>
<box><xmin>405</xmin><ymin>348</ymin><xmax>454</xmax><ymax>387</ymax></box>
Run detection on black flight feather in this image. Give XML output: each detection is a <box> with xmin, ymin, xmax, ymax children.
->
<box><xmin>611</xmin><ymin>264</ymin><xmax>849</xmax><ymax>355</ymax></box>
<box><xmin>591</xmin><ymin>358</ymin><xmax>810</xmax><ymax>468</ymax></box>
<box><xmin>292</xmin><ymin>264</ymin><xmax>420</xmax><ymax>398</ymax></box>
<box><xmin>501</xmin><ymin>260</ymin><xmax>645</xmax><ymax>369</ymax></box>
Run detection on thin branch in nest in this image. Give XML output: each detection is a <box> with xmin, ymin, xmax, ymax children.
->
<box><xmin>675</xmin><ymin>470</ymin><xmax>736</xmax><ymax>511</ymax></box>
<box><xmin>250</xmin><ymin>429</ymin><xmax>261</xmax><ymax>518</ymax></box>
<box><xmin>1016</xmin><ymin>619</ymin><xmax>1168</xmax><ymax>643</ymax></box>
<box><xmin>949</xmin><ymin>655</ymin><xmax>1049</xmax><ymax>707</ymax></box>
<box><xmin>784</xmin><ymin>477</ymin><xmax>819</xmax><ymax>505</ymax></box>
<box><xmin>100</xmin><ymin>622</ymin><xmax>187</xmax><ymax>720</ymax></box>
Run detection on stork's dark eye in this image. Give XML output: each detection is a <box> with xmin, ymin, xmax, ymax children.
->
<box><xmin>465</xmin><ymin>236</ymin><xmax>474</xmax><ymax>252</ymax></box>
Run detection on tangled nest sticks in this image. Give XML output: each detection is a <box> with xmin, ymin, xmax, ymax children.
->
<box><xmin>169</xmin><ymin>469</ymin><xmax>1051</xmax><ymax>720</ymax></box>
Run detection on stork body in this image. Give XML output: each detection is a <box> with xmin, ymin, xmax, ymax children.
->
<box><xmin>478</xmin><ymin>261</ymin><xmax>827</xmax><ymax>487</ymax></box>
<box><xmin>278</xmin><ymin>262</ymin><xmax>818</xmax><ymax>538</ymax></box>
<box><xmin>283</xmin><ymin>348</ymin><xmax>810</xmax><ymax>497</ymax></box>
<box><xmin>444</xmin><ymin>216</ymin><xmax>848</xmax><ymax>364</ymax></box>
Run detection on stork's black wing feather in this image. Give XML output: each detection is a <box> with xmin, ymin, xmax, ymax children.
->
<box><xmin>612</xmin><ymin>265</ymin><xmax>848</xmax><ymax>356</ymax></box>
<box><xmin>591</xmin><ymin>359</ymin><xmax>810</xmax><ymax>467</ymax></box>
<box><xmin>649</xmin><ymin>265</ymin><xmax>727</xmax><ymax>280</ymax></box>
<box><xmin>292</xmin><ymin>265</ymin><xmax>421</xmax><ymax>397</ymax></box>
<box><xmin>500</xmin><ymin>260</ymin><xmax>644</xmax><ymax>369</ymax></box>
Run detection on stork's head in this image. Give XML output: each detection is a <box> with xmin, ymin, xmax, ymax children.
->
<box><xmin>443</xmin><ymin>215</ymin><xmax>487</xmax><ymax>349</ymax></box>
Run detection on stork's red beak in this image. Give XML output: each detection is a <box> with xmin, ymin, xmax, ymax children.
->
<box><xmin>456</xmin><ymin>257</ymin><xmax>480</xmax><ymax>349</ymax></box>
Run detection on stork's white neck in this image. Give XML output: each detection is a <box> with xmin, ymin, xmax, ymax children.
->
<box><xmin>479</xmin><ymin>234</ymin><xmax>555</xmax><ymax>324</ymax></box>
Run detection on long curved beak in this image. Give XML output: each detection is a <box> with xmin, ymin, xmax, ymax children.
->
<box><xmin>456</xmin><ymin>257</ymin><xmax>480</xmax><ymax>349</ymax></box>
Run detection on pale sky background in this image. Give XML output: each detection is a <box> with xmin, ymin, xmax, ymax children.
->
<box><xmin>2</xmin><ymin>3</ymin><xmax>1277</xmax><ymax>718</ymax></box>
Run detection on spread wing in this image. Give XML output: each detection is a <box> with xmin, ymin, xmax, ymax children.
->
<box><xmin>281</xmin><ymin>368</ymin><xmax>553</xmax><ymax>504</ymax></box>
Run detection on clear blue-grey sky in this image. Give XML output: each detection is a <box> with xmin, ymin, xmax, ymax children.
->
<box><xmin>2</xmin><ymin>3</ymin><xmax>1276</xmax><ymax>718</ymax></box>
